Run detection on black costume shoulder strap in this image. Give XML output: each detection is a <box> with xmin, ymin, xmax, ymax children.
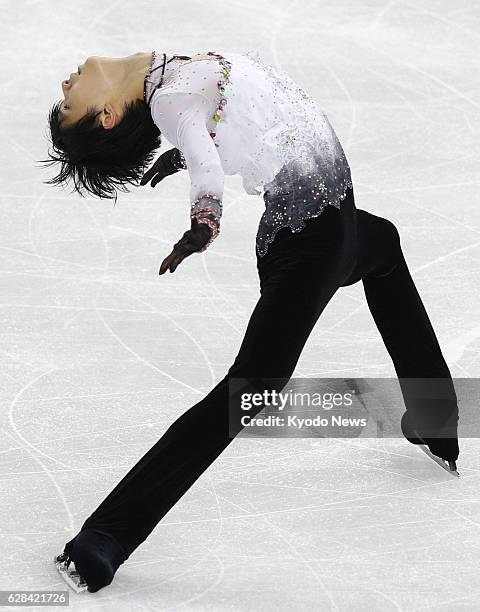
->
<box><xmin>146</xmin><ymin>54</ymin><xmax>201</xmax><ymax>107</ymax></box>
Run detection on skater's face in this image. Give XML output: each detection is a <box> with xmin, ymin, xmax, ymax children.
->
<box><xmin>59</xmin><ymin>53</ymin><xmax>147</xmax><ymax>129</ymax></box>
<box><xmin>60</xmin><ymin>56</ymin><xmax>115</xmax><ymax>129</ymax></box>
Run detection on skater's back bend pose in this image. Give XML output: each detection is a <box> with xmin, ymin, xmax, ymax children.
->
<box><xmin>41</xmin><ymin>49</ymin><xmax>460</xmax><ymax>593</ymax></box>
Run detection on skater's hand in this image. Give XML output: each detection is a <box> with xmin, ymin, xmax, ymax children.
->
<box><xmin>159</xmin><ymin>219</ymin><xmax>213</xmax><ymax>274</ymax></box>
<box><xmin>140</xmin><ymin>148</ymin><xmax>186</xmax><ymax>188</ymax></box>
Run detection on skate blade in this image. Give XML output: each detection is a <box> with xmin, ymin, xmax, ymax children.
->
<box><xmin>53</xmin><ymin>554</ymin><xmax>88</xmax><ymax>593</ymax></box>
<box><xmin>418</xmin><ymin>445</ymin><xmax>460</xmax><ymax>478</ymax></box>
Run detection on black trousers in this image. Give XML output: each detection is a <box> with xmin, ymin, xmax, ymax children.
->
<box><xmin>80</xmin><ymin>186</ymin><xmax>458</xmax><ymax>559</ymax></box>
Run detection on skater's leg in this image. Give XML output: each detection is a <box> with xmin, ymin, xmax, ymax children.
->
<box><xmin>342</xmin><ymin>210</ymin><xmax>459</xmax><ymax>459</ymax></box>
<box><xmin>78</xmin><ymin>199</ymin><xmax>356</xmax><ymax>564</ymax></box>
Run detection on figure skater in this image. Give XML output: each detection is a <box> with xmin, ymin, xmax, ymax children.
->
<box><xmin>39</xmin><ymin>49</ymin><xmax>459</xmax><ymax>593</ymax></box>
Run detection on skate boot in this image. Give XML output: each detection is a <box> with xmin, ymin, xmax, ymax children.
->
<box><xmin>401</xmin><ymin>410</ymin><xmax>459</xmax><ymax>476</ymax></box>
<box><xmin>54</xmin><ymin>528</ymin><xmax>127</xmax><ymax>593</ymax></box>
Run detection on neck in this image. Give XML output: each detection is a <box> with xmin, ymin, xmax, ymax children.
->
<box><xmin>124</xmin><ymin>52</ymin><xmax>155</xmax><ymax>101</ymax></box>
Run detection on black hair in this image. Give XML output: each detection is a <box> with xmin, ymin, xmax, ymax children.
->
<box><xmin>37</xmin><ymin>98</ymin><xmax>162</xmax><ymax>204</ymax></box>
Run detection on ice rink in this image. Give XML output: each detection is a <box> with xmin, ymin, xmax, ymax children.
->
<box><xmin>1</xmin><ymin>0</ymin><xmax>480</xmax><ymax>610</ymax></box>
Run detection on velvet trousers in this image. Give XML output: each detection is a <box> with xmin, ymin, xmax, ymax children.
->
<box><xmin>79</xmin><ymin>186</ymin><xmax>458</xmax><ymax>560</ymax></box>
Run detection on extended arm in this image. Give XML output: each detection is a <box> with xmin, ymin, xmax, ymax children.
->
<box><xmin>148</xmin><ymin>90</ymin><xmax>225</xmax><ymax>271</ymax></box>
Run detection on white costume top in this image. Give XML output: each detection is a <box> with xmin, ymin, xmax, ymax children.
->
<box><xmin>145</xmin><ymin>49</ymin><xmax>353</xmax><ymax>257</ymax></box>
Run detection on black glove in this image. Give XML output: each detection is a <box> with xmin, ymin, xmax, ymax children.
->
<box><xmin>140</xmin><ymin>148</ymin><xmax>186</xmax><ymax>188</ymax></box>
<box><xmin>159</xmin><ymin>218</ymin><xmax>213</xmax><ymax>274</ymax></box>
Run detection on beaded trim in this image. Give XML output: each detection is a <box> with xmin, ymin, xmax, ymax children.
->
<box><xmin>190</xmin><ymin>193</ymin><xmax>222</xmax><ymax>251</ymax></box>
<box><xmin>205</xmin><ymin>51</ymin><xmax>232</xmax><ymax>148</ymax></box>
<box><xmin>191</xmin><ymin>196</ymin><xmax>222</xmax><ymax>217</ymax></box>
<box><xmin>191</xmin><ymin>192</ymin><xmax>222</xmax><ymax>207</ymax></box>
<box><xmin>191</xmin><ymin>194</ymin><xmax>222</xmax><ymax>217</ymax></box>
<box><xmin>145</xmin><ymin>50</ymin><xmax>231</xmax><ymax>151</ymax></box>
<box><xmin>190</xmin><ymin>196</ymin><xmax>222</xmax><ymax>224</ymax></box>
<box><xmin>192</xmin><ymin>205</ymin><xmax>221</xmax><ymax>218</ymax></box>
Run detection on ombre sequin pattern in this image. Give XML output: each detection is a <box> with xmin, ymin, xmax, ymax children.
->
<box><xmin>257</xmin><ymin>154</ymin><xmax>353</xmax><ymax>257</ymax></box>
<box><xmin>146</xmin><ymin>49</ymin><xmax>353</xmax><ymax>258</ymax></box>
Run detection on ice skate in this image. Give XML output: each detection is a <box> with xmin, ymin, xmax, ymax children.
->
<box><xmin>53</xmin><ymin>550</ymin><xmax>88</xmax><ymax>593</ymax></box>
<box><xmin>401</xmin><ymin>411</ymin><xmax>459</xmax><ymax>477</ymax></box>
<box><xmin>53</xmin><ymin>528</ymin><xmax>127</xmax><ymax>593</ymax></box>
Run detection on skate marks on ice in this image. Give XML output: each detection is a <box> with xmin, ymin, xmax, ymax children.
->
<box><xmin>1</xmin><ymin>0</ymin><xmax>478</xmax><ymax>607</ymax></box>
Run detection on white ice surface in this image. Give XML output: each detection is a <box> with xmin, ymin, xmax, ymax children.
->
<box><xmin>1</xmin><ymin>1</ymin><xmax>480</xmax><ymax>610</ymax></box>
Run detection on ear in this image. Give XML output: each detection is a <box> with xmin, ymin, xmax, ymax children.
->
<box><xmin>101</xmin><ymin>103</ymin><xmax>118</xmax><ymax>129</ymax></box>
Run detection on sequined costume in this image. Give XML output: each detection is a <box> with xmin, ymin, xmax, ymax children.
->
<box><xmin>144</xmin><ymin>50</ymin><xmax>353</xmax><ymax>257</ymax></box>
